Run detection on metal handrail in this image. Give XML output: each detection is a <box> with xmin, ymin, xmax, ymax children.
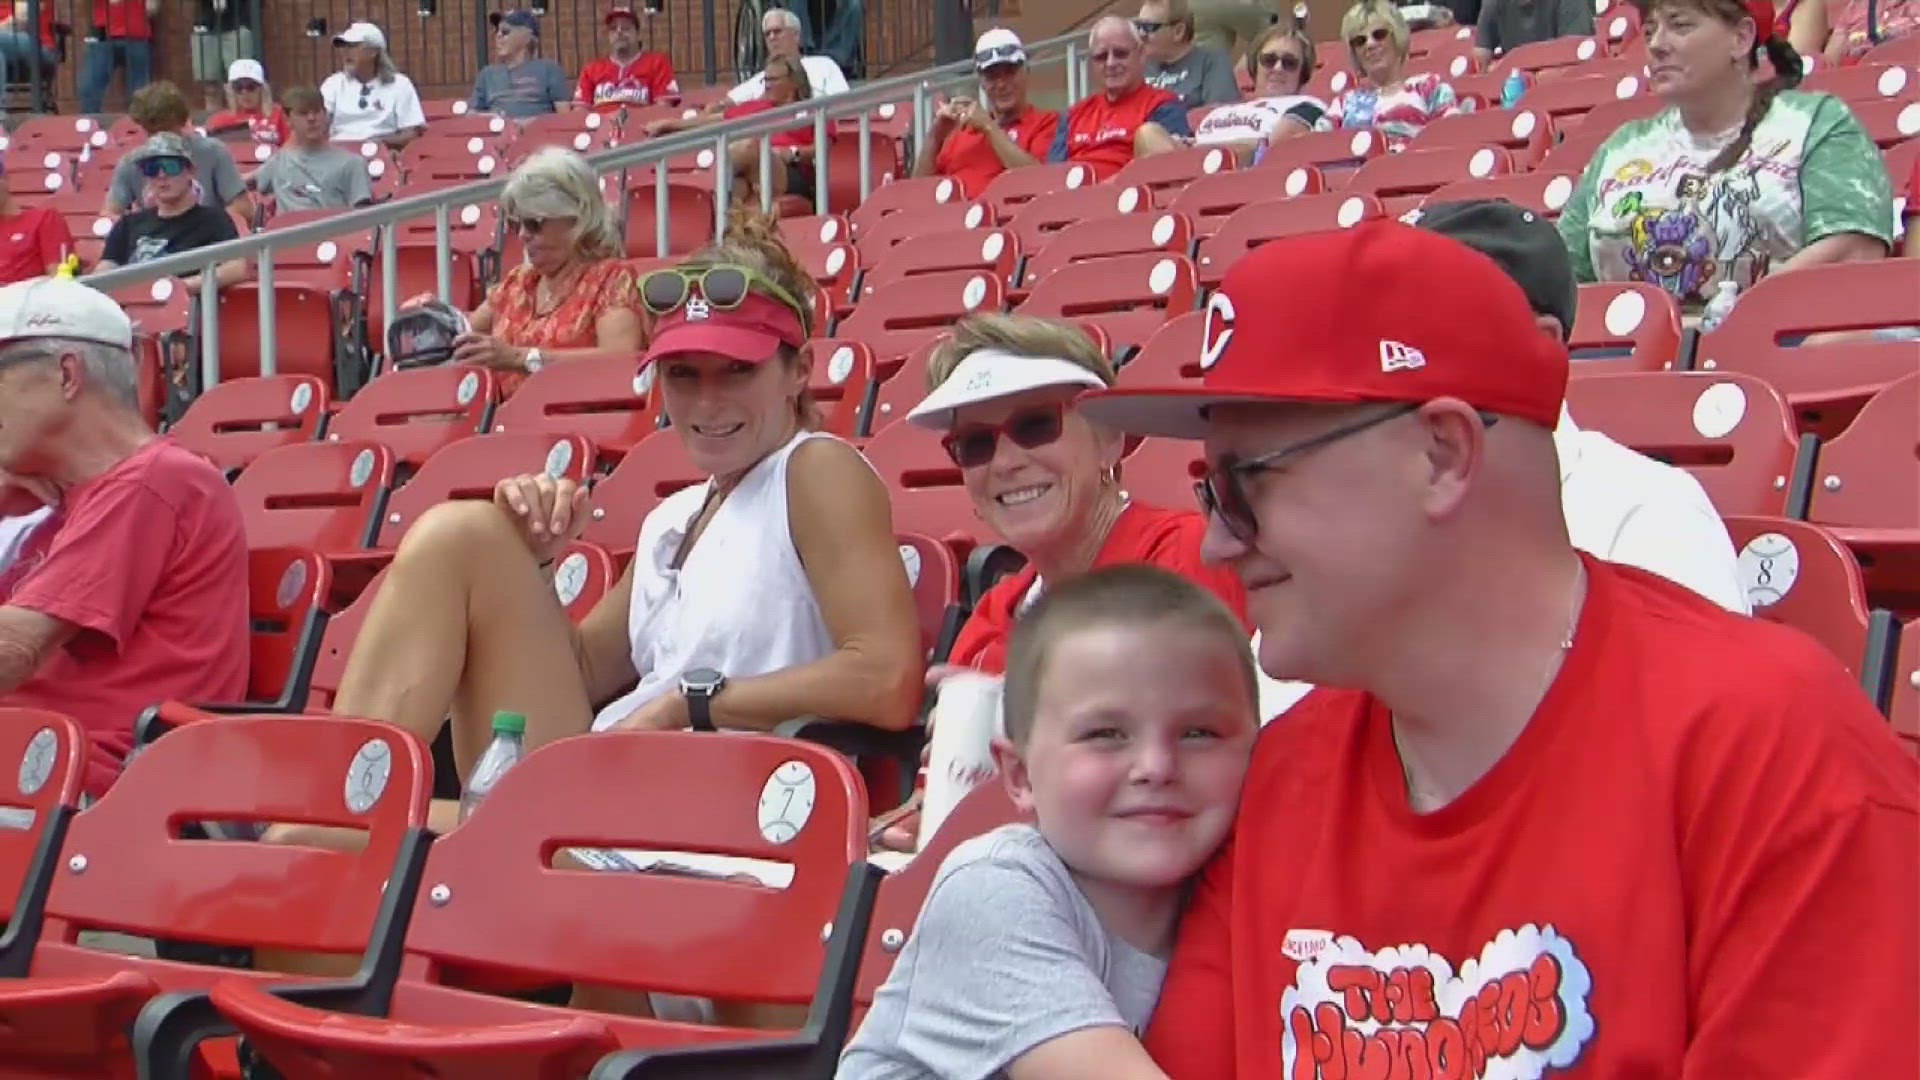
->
<box><xmin>83</xmin><ymin>27</ymin><xmax>1090</xmax><ymax>391</ymax></box>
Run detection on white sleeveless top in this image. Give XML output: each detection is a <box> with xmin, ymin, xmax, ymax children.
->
<box><xmin>591</xmin><ymin>430</ymin><xmax>841</xmax><ymax>730</ymax></box>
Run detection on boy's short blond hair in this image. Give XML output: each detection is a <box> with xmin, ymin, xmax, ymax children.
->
<box><xmin>1002</xmin><ymin>564</ymin><xmax>1257</xmax><ymax>746</ymax></box>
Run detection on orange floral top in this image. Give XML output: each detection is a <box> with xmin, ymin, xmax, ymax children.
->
<box><xmin>486</xmin><ymin>257</ymin><xmax>643</xmax><ymax>393</ymax></box>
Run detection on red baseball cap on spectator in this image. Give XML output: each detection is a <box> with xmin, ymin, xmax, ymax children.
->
<box><xmin>641</xmin><ymin>290</ymin><xmax>806</xmax><ymax>367</ymax></box>
<box><xmin>1076</xmin><ymin>221</ymin><xmax>1569</xmax><ymax>438</ymax></box>
<box><xmin>604</xmin><ymin>4</ymin><xmax>640</xmax><ymax>26</ymax></box>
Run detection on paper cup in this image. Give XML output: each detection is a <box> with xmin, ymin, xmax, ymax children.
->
<box><xmin>920</xmin><ymin>671</ymin><xmax>1004</xmax><ymax>847</ymax></box>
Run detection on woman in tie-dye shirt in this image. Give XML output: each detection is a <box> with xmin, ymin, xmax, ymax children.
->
<box><xmin>1316</xmin><ymin>0</ymin><xmax>1467</xmax><ymax>149</ymax></box>
<box><xmin>1558</xmin><ymin>0</ymin><xmax>1891</xmax><ymax>310</ymax></box>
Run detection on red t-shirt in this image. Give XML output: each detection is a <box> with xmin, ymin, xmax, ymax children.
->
<box><xmin>949</xmin><ymin>502</ymin><xmax>1249</xmax><ymax>673</ymax></box>
<box><xmin>1145</xmin><ymin>556</ymin><xmax>1919</xmax><ymax>1078</ymax></box>
<box><xmin>723</xmin><ymin>98</ymin><xmax>815</xmax><ymax>150</ymax></box>
<box><xmin>576</xmin><ymin>52</ymin><xmax>679</xmax><ymax>111</ymax></box>
<box><xmin>934</xmin><ymin>106</ymin><xmax>1060</xmax><ymax>198</ymax></box>
<box><xmin>0</xmin><ymin>438</ymin><xmax>249</xmax><ymax>796</ymax></box>
<box><xmin>1</xmin><ymin>1</ymin><xmax>57</xmax><ymax>48</ymax></box>
<box><xmin>1054</xmin><ymin>82</ymin><xmax>1181</xmax><ymax>181</ymax></box>
<box><xmin>91</xmin><ymin>0</ymin><xmax>150</xmax><ymax>39</ymax></box>
<box><xmin>0</xmin><ymin>205</ymin><xmax>72</xmax><ymax>285</ymax></box>
<box><xmin>205</xmin><ymin>107</ymin><xmax>291</xmax><ymax>149</ymax></box>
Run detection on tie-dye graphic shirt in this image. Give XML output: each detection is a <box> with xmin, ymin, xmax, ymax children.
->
<box><xmin>1559</xmin><ymin>90</ymin><xmax>1892</xmax><ymax>308</ymax></box>
<box><xmin>1316</xmin><ymin>73</ymin><xmax>1467</xmax><ymax>150</ymax></box>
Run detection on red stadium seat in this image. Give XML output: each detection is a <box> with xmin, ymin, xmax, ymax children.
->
<box><xmin>362</xmin><ymin>242</ymin><xmax>485</xmax><ymax>353</ymax></box>
<box><xmin>1567</xmin><ymin>282</ymin><xmax>1684</xmax><ymax>373</ymax></box>
<box><xmin>213</xmin><ymin>283</ymin><xmax>357</xmax><ymax>395</ymax></box>
<box><xmin>863</xmin><ymin>336</ymin><xmax>943</xmax><ymax>437</ymax></box>
<box><xmin>1848</xmin><ymin>99</ymin><xmax>1920</xmax><ymax>149</ymax></box>
<box><xmin>1408</xmin><ymin>107</ymin><xmax>1556</xmax><ymax>167</ymax></box>
<box><xmin>1004</xmin><ymin>183</ymin><xmax>1154</xmax><ymax>254</ymax></box>
<box><xmin>1803</xmin><ymin>372</ymin><xmax>1920</xmax><ymax>613</ymax></box>
<box><xmin>621</xmin><ymin>179</ymin><xmax>717</xmax><ymax>258</ymax></box>
<box><xmin>0</xmin><ymin>708</ymin><xmax>86</xmax><ymax>963</ymax></box>
<box><xmin>1108</xmin><ymin>145</ymin><xmax>1237</xmax><ymax>207</ymax></box>
<box><xmin>325</xmin><ymin>366</ymin><xmax>498</xmax><ymax>471</ymax></box>
<box><xmin>1421</xmin><ymin>170</ymin><xmax>1581</xmax><ymax>220</ymax></box>
<box><xmin>581</xmin><ymin>430</ymin><xmax>705</xmax><ymax>556</ymax></box>
<box><xmin>547</xmin><ymin>539</ymin><xmax>622</xmax><ymax>623</ymax></box>
<box><xmin>1121</xmin><ymin>310</ymin><xmax>1207</xmax><ymax>388</ymax></box>
<box><xmin>857</xmin><ymin>226</ymin><xmax>1020</xmax><ymax>301</ymax></box>
<box><xmin>1491</xmin><ymin>35</ymin><xmax>1607</xmax><ymax>77</ymax></box>
<box><xmin>209</xmin><ymin>731</ymin><xmax>876</xmax><ymax>1080</ymax></box>
<box><xmin>1403</xmin><ymin>40</ymin><xmax>1480</xmax><ymax>81</ymax></box>
<box><xmin>1516</xmin><ymin>71</ymin><xmax>1648</xmax><ymax>125</ymax></box>
<box><xmin>1348</xmin><ymin>144</ymin><xmax>1513</xmax><ymax>216</ymax></box>
<box><xmin>835</xmin><ymin>269</ymin><xmax>1005</xmax><ymax>370</ymax></box>
<box><xmin>232</xmin><ymin>441</ymin><xmax>396</xmax><ymax>555</ymax></box>
<box><xmin>1015</xmin><ymin>253</ymin><xmax>1197</xmax><ymax>359</ymax></box>
<box><xmin>1800</xmin><ymin>62</ymin><xmax>1913</xmax><ymax>103</ymax></box>
<box><xmin>850</xmin><ymin>174</ymin><xmax>972</xmax><ymax>239</ymax></box>
<box><xmin>1890</xmin><ymin>618</ymin><xmax>1919</xmax><ymax>748</ymax></box>
<box><xmin>1</xmin><ymin>715</ymin><xmax>431</xmax><ymax>1080</ymax></box>
<box><xmin>1691</xmin><ymin>258</ymin><xmax>1920</xmax><ymax>432</ymax></box>
<box><xmin>489</xmin><ymin>355</ymin><xmax>661</xmax><ymax>466</ymax></box>
<box><xmin>804</xmin><ymin>338</ymin><xmax>876</xmax><ymax>437</ymax></box>
<box><xmin>301</xmin><ymin>567</ymin><xmax>385</xmax><ymax>711</ymax></box>
<box><xmin>369</xmin><ymin>433</ymin><xmax>595</xmax><ymax>552</ymax></box>
<box><xmin>855</xmin><ymin>198</ymin><xmax>993</xmax><ymax>257</ymax></box>
<box><xmin>1196</xmin><ymin>193</ymin><xmax>1384</xmax><ymax>288</ymax></box>
<box><xmin>980</xmin><ymin>162</ymin><xmax>1095</xmax><ymax>222</ymax></box>
<box><xmin>1721</xmin><ymin>516</ymin><xmax>1887</xmax><ymax>685</ymax></box>
<box><xmin>1020</xmin><ymin>211</ymin><xmax>1193</xmax><ymax>295</ymax></box>
<box><xmin>895</xmin><ymin>531</ymin><xmax>967</xmax><ymax>661</ymax></box>
<box><xmin>1167</xmin><ymin>163</ymin><xmax>1325</xmax><ymax>237</ymax></box>
<box><xmin>863</xmin><ymin>419</ymin><xmax>982</xmax><ymax>555</ymax></box>
<box><xmin>1862</xmin><ymin>31</ymin><xmax>1920</xmax><ymax>67</ymax></box>
<box><xmin>1571</xmin><ymin>94</ymin><xmax>1666</xmax><ymax>138</ymax></box>
<box><xmin>1252</xmin><ymin>127</ymin><xmax>1388</xmax><ymax>184</ymax></box>
<box><xmin>168</xmin><ymin>374</ymin><xmax>328</xmax><ymax>476</ymax></box>
<box><xmin>1562</xmin><ymin>372</ymin><xmax>1813</xmax><ymax>518</ymax></box>
<box><xmin>1120</xmin><ymin>437</ymin><xmax>1205</xmax><ymax>509</ymax></box>
<box><xmin>243</xmin><ymin>547</ymin><xmax>332</xmax><ymax>710</ymax></box>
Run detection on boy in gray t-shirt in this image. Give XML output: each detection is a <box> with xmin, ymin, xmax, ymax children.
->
<box><xmin>253</xmin><ymin>87</ymin><xmax>375</xmax><ymax>213</ymax></box>
<box><xmin>839</xmin><ymin>565</ymin><xmax>1260</xmax><ymax>1080</ymax></box>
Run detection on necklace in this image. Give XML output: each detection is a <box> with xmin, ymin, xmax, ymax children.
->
<box><xmin>1393</xmin><ymin>560</ymin><xmax>1587</xmax><ymax>810</ymax></box>
<box><xmin>533</xmin><ymin>264</ymin><xmax>582</xmax><ymax>316</ymax></box>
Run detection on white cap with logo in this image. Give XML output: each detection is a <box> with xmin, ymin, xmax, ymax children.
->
<box><xmin>227</xmin><ymin>58</ymin><xmax>266</xmax><ymax>84</ymax></box>
<box><xmin>973</xmin><ymin>27</ymin><xmax>1027</xmax><ymax>70</ymax></box>
<box><xmin>333</xmin><ymin>22</ymin><xmax>387</xmax><ymax>49</ymax></box>
<box><xmin>0</xmin><ymin>273</ymin><xmax>135</xmax><ymax>351</ymax></box>
<box><xmin>905</xmin><ymin>347</ymin><xmax>1106</xmax><ymax>430</ymax></box>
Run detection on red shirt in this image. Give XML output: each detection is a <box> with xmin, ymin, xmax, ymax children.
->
<box><xmin>0</xmin><ymin>438</ymin><xmax>249</xmax><ymax>796</ymax></box>
<box><xmin>205</xmin><ymin>107</ymin><xmax>291</xmax><ymax>149</ymax></box>
<box><xmin>1145</xmin><ymin>556</ymin><xmax>1919</xmax><ymax>1079</ymax></box>
<box><xmin>1</xmin><ymin>1</ymin><xmax>57</xmax><ymax>49</ymax></box>
<box><xmin>723</xmin><ymin>98</ymin><xmax>815</xmax><ymax>150</ymax></box>
<box><xmin>934</xmin><ymin>106</ymin><xmax>1059</xmax><ymax>198</ymax></box>
<box><xmin>91</xmin><ymin>0</ymin><xmax>150</xmax><ymax>39</ymax></box>
<box><xmin>575</xmin><ymin>52</ymin><xmax>679</xmax><ymax>111</ymax></box>
<box><xmin>949</xmin><ymin>502</ymin><xmax>1249</xmax><ymax>673</ymax></box>
<box><xmin>0</xmin><ymin>205</ymin><xmax>72</xmax><ymax>285</ymax></box>
<box><xmin>1053</xmin><ymin>82</ymin><xmax>1181</xmax><ymax>181</ymax></box>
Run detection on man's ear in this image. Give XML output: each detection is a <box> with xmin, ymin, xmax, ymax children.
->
<box><xmin>992</xmin><ymin>736</ymin><xmax>1036</xmax><ymax>815</ymax></box>
<box><xmin>1534</xmin><ymin>313</ymin><xmax>1566</xmax><ymax>343</ymax></box>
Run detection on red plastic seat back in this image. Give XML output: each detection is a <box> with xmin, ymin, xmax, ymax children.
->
<box><xmin>1015</xmin><ymin>253</ymin><xmax>1197</xmax><ymax>358</ymax></box>
<box><xmin>214</xmin><ymin>284</ymin><xmax>341</xmax><ymax>389</ymax></box>
<box><xmin>1108</xmin><ymin>145</ymin><xmax>1236</xmax><ymax>207</ymax></box>
<box><xmin>1005</xmin><ymin>183</ymin><xmax>1154</xmax><ymax>253</ymax></box>
<box><xmin>858</xmin><ymin>227</ymin><xmax>1020</xmax><ymax>299</ymax></box>
<box><xmin>1022</xmin><ymin>211</ymin><xmax>1193</xmax><ymax>294</ymax></box>
<box><xmin>622</xmin><ymin>180</ymin><xmax>718</xmax><ymax>258</ymax></box>
<box><xmin>864</xmin><ymin>419</ymin><xmax>982</xmax><ymax>552</ymax></box>
<box><xmin>582</xmin><ymin>430</ymin><xmax>705</xmax><ymax>554</ymax></box>
<box><xmin>170</xmin><ymin>374</ymin><xmax>328</xmax><ymax>476</ymax></box>
<box><xmin>804</xmin><ymin>338</ymin><xmax>875</xmax><ymax>437</ymax></box>
<box><xmin>1805</xmin><ymin>372</ymin><xmax>1919</xmax><ymax>532</ymax></box>
<box><xmin>232</xmin><ymin>441</ymin><xmax>396</xmax><ymax>553</ymax></box>
<box><xmin>376</xmin><ymin>432</ymin><xmax>594</xmax><ymax>549</ymax></box>
<box><xmin>1167</xmin><ymin>164</ymin><xmax>1325</xmax><ymax>237</ymax></box>
<box><xmin>490</xmin><ymin>355</ymin><xmax>660</xmax><ymax>464</ymax></box>
<box><xmin>548</xmin><ymin>540</ymin><xmax>622</xmax><ymax>623</ymax></box>
<box><xmin>856</xmin><ymin>199</ymin><xmax>993</xmax><ymax>257</ymax></box>
<box><xmin>43</xmin><ymin>716</ymin><xmax>430</xmax><ymax>955</ymax></box>
<box><xmin>245</xmin><ymin>547</ymin><xmax>331</xmax><ymax>706</ymax></box>
<box><xmin>1516</xmin><ymin>71</ymin><xmax>1647</xmax><ymax>125</ymax></box>
<box><xmin>1422</xmin><ymin>170</ymin><xmax>1580</xmax><ymax>220</ymax></box>
<box><xmin>1254</xmin><ymin>126</ymin><xmax>1387</xmax><ymax>183</ymax></box>
<box><xmin>1721</xmin><ymin>516</ymin><xmax>1873</xmax><ymax>675</ymax></box>
<box><xmin>1197</xmin><ymin>194</ymin><xmax>1384</xmax><ymax>287</ymax></box>
<box><xmin>849</xmin><ymin>174</ymin><xmax>970</xmax><ymax>239</ymax></box>
<box><xmin>1892</xmin><ymin>618</ymin><xmax>1919</xmax><ymax>747</ymax></box>
<box><xmin>1491</xmin><ymin>34</ymin><xmax>1606</xmax><ymax>76</ymax></box>
<box><xmin>1563</xmin><ymin>372</ymin><xmax>1804</xmax><ymax>517</ymax></box>
<box><xmin>1800</xmin><ymin>62</ymin><xmax>1913</xmax><ymax>104</ymax></box>
<box><xmin>1121</xmin><ymin>310</ymin><xmax>1207</xmax><ymax>388</ymax></box>
<box><xmin>1408</xmin><ymin>108</ymin><xmax>1555</xmax><ymax>166</ymax></box>
<box><xmin>1848</xmin><ymin>98</ymin><xmax>1920</xmax><ymax>149</ymax></box>
<box><xmin>895</xmin><ymin>531</ymin><xmax>962</xmax><ymax>656</ymax></box>
<box><xmin>1348</xmin><ymin>144</ymin><xmax>1513</xmax><ymax>216</ymax></box>
<box><xmin>835</xmin><ymin>270</ymin><xmax>1005</xmax><ymax>370</ymax></box>
<box><xmin>864</xmin><ymin>336</ymin><xmax>947</xmax><ymax>437</ymax></box>
<box><xmin>1568</xmin><ymin>282</ymin><xmax>1683</xmax><ymax>374</ymax></box>
<box><xmin>1120</xmin><ymin>437</ymin><xmax>1205</xmax><ymax>509</ymax></box>
<box><xmin>305</xmin><ymin>568</ymin><xmax>388</xmax><ymax>710</ymax></box>
<box><xmin>981</xmin><ymin>162</ymin><xmax>1095</xmax><ymax>222</ymax></box>
<box><xmin>0</xmin><ymin>709</ymin><xmax>86</xmax><ymax>926</ymax></box>
<box><xmin>403</xmin><ymin>731</ymin><xmax>865</xmax><ymax>1001</ymax></box>
<box><xmin>326</xmin><ymin>366</ymin><xmax>497</xmax><ymax>470</ymax></box>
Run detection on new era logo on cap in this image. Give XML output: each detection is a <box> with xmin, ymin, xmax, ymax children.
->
<box><xmin>1379</xmin><ymin>340</ymin><xmax>1426</xmax><ymax>372</ymax></box>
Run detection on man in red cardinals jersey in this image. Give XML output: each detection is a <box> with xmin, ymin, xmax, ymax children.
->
<box><xmin>1078</xmin><ymin>223</ymin><xmax>1919</xmax><ymax>1079</ymax></box>
<box><xmin>913</xmin><ymin>28</ymin><xmax>1058</xmax><ymax>197</ymax></box>
<box><xmin>574</xmin><ymin>4</ymin><xmax>677</xmax><ymax>112</ymax></box>
<box><xmin>1048</xmin><ymin>16</ymin><xmax>1190</xmax><ymax>181</ymax></box>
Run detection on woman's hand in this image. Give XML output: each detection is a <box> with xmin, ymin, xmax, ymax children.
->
<box><xmin>451</xmin><ymin>331</ymin><xmax>530</xmax><ymax>372</ymax></box>
<box><xmin>611</xmin><ymin>691</ymin><xmax>690</xmax><ymax>731</ymax></box>
<box><xmin>871</xmin><ymin>663</ymin><xmax>973</xmax><ymax>853</ymax></box>
<box><xmin>492</xmin><ymin>472</ymin><xmax>590</xmax><ymax>565</ymax></box>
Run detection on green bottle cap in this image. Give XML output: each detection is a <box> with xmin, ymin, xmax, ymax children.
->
<box><xmin>491</xmin><ymin>711</ymin><xmax>527</xmax><ymax>736</ymax></box>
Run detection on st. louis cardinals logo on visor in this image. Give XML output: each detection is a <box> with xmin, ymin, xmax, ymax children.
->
<box><xmin>1199</xmin><ymin>291</ymin><xmax>1235</xmax><ymax>371</ymax></box>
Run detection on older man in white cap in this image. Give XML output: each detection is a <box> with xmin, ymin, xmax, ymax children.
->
<box><xmin>321</xmin><ymin>21</ymin><xmax>427</xmax><ymax>149</ymax></box>
<box><xmin>911</xmin><ymin>28</ymin><xmax>1059</xmax><ymax>196</ymax></box>
<box><xmin>0</xmin><ymin>271</ymin><xmax>247</xmax><ymax>799</ymax></box>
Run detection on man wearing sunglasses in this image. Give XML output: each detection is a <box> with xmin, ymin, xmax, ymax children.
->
<box><xmin>1079</xmin><ymin>222</ymin><xmax>1917</xmax><ymax>1077</ymax></box>
<box><xmin>911</xmin><ymin>28</ymin><xmax>1057</xmax><ymax>196</ymax></box>
<box><xmin>1138</xmin><ymin>0</ymin><xmax>1242</xmax><ymax>108</ymax></box>
<box><xmin>1047</xmin><ymin>16</ymin><xmax>1191</xmax><ymax>182</ymax></box>
<box><xmin>96</xmin><ymin>133</ymin><xmax>248</xmax><ymax>289</ymax></box>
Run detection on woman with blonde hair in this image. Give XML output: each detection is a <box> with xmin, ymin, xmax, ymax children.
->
<box><xmin>1317</xmin><ymin>0</ymin><xmax>1465</xmax><ymax>148</ymax></box>
<box><xmin>205</xmin><ymin>58</ymin><xmax>289</xmax><ymax>149</ymax></box>
<box><xmin>423</xmin><ymin>147</ymin><xmax>644</xmax><ymax>393</ymax></box>
<box><xmin>1193</xmin><ymin>23</ymin><xmax>1324</xmax><ymax>161</ymax></box>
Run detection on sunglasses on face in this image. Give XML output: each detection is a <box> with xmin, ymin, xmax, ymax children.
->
<box><xmin>1091</xmin><ymin>47</ymin><xmax>1135</xmax><ymax>63</ymax></box>
<box><xmin>975</xmin><ymin>43</ymin><xmax>1024</xmax><ymax>69</ymax></box>
<box><xmin>510</xmin><ymin>215</ymin><xmax>563</xmax><ymax>235</ymax></box>
<box><xmin>941</xmin><ymin>403</ymin><xmax>1067</xmax><ymax>469</ymax></box>
<box><xmin>1132</xmin><ymin>18</ymin><xmax>1165</xmax><ymax>34</ymax></box>
<box><xmin>639</xmin><ymin>264</ymin><xmax>810</xmax><ymax>325</ymax></box>
<box><xmin>138</xmin><ymin>157</ymin><xmax>189</xmax><ymax>178</ymax></box>
<box><xmin>231</xmin><ymin>79</ymin><xmax>262</xmax><ymax>90</ymax></box>
<box><xmin>1258</xmin><ymin>50</ymin><xmax>1303</xmax><ymax>72</ymax></box>
<box><xmin>1348</xmin><ymin>26</ymin><xmax>1393</xmax><ymax>50</ymax></box>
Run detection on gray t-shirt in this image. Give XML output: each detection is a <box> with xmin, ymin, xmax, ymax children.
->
<box><xmin>109</xmin><ymin>132</ymin><xmax>247</xmax><ymax>214</ymax></box>
<box><xmin>253</xmin><ymin>145</ymin><xmax>374</xmax><ymax>212</ymax></box>
<box><xmin>1146</xmin><ymin>45</ymin><xmax>1242</xmax><ymax>109</ymax></box>
<box><xmin>1475</xmin><ymin>0</ymin><xmax>1595</xmax><ymax>57</ymax></box>
<box><xmin>469</xmin><ymin>58</ymin><xmax>572</xmax><ymax>119</ymax></box>
<box><xmin>838</xmin><ymin>824</ymin><xmax>1167</xmax><ymax>1080</ymax></box>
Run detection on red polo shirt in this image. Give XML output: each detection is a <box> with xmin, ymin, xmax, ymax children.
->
<box><xmin>934</xmin><ymin>106</ymin><xmax>1059</xmax><ymax>198</ymax></box>
<box><xmin>575</xmin><ymin>52</ymin><xmax>679</xmax><ymax>112</ymax></box>
<box><xmin>92</xmin><ymin>0</ymin><xmax>150</xmax><ymax>39</ymax></box>
<box><xmin>1049</xmin><ymin>82</ymin><xmax>1184</xmax><ymax>181</ymax></box>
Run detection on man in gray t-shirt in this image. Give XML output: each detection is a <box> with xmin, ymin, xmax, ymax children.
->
<box><xmin>471</xmin><ymin>9</ymin><xmax>571</xmax><ymax>119</ymax></box>
<box><xmin>254</xmin><ymin>88</ymin><xmax>375</xmax><ymax>213</ymax></box>
<box><xmin>1139</xmin><ymin>0</ymin><xmax>1243</xmax><ymax>108</ymax></box>
<box><xmin>839</xmin><ymin>825</ymin><xmax>1167</xmax><ymax>1079</ymax></box>
<box><xmin>106</xmin><ymin>129</ymin><xmax>248</xmax><ymax>218</ymax></box>
<box><xmin>1473</xmin><ymin>0</ymin><xmax>1594</xmax><ymax>67</ymax></box>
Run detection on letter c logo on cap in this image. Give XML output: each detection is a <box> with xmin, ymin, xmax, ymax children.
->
<box><xmin>1199</xmin><ymin>291</ymin><xmax>1235</xmax><ymax>371</ymax></box>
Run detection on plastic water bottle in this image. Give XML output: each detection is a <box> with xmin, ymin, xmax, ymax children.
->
<box><xmin>459</xmin><ymin>711</ymin><xmax>526</xmax><ymax>822</ymax></box>
<box><xmin>1501</xmin><ymin>69</ymin><xmax>1527</xmax><ymax>108</ymax></box>
<box><xmin>1700</xmin><ymin>280</ymin><xmax>1740</xmax><ymax>333</ymax></box>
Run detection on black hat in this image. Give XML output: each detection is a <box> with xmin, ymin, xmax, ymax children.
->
<box><xmin>1405</xmin><ymin>199</ymin><xmax>1577</xmax><ymax>342</ymax></box>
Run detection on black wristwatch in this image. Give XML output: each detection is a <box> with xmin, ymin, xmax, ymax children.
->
<box><xmin>679</xmin><ymin>667</ymin><xmax>726</xmax><ymax>732</ymax></box>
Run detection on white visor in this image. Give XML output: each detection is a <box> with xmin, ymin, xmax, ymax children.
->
<box><xmin>905</xmin><ymin>347</ymin><xmax>1109</xmax><ymax>430</ymax></box>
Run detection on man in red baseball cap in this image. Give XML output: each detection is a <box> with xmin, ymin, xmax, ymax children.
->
<box><xmin>1079</xmin><ymin>221</ymin><xmax>1918</xmax><ymax>1077</ymax></box>
<box><xmin>574</xmin><ymin>4</ymin><xmax>679</xmax><ymax>113</ymax></box>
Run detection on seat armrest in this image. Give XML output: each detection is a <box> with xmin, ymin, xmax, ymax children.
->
<box><xmin>590</xmin><ymin>1035</ymin><xmax>830</xmax><ymax>1080</ymax></box>
<box><xmin>133</xmin><ymin>980</ymin><xmax>375</xmax><ymax>1080</ymax></box>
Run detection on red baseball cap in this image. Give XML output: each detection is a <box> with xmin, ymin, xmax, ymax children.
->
<box><xmin>640</xmin><ymin>290</ymin><xmax>807</xmax><ymax>367</ymax></box>
<box><xmin>1077</xmin><ymin>220</ymin><xmax>1568</xmax><ymax>438</ymax></box>
<box><xmin>604</xmin><ymin>4</ymin><xmax>640</xmax><ymax>26</ymax></box>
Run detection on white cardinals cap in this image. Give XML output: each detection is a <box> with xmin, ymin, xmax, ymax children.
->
<box><xmin>0</xmin><ymin>269</ymin><xmax>134</xmax><ymax>351</ymax></box>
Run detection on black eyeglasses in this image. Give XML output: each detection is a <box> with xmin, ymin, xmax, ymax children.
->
<box><xmin>1258</xmin><ymin>50</ymin><xmax>1303</xmax><ymax>72</ymax></box>
<box><xmin>1197</xmin><ymin>404</ymin><xmax>1499</xmax><ymax>544</ymax></box>
<box><xmin>941</xmin><ymin>404</ymin><xmax>1067</xmax><ymax>468</ymax></box>
<box><xmin>1091</xmin><ymin>47</ymin><xmax>1135</xmax><ymax>63</ymax></box>
<box><xmin>510</xmin><ymin>216</ymin><xmax>557</xmax><ymax>235</ymax></box>
<box><xmin>1348</xmin><ymin>26</ymin><xmax>1393</xmax><ymax>50</ymax></box>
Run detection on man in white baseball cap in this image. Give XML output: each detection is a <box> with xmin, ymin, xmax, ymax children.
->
<box><xmin>0</xmin><ymin>271</ymin><xmax>248</xmax><ymax>800</ymax></box>
<box><xmin>910</xmin><ymin>28</ymin><xmax>1058</xmax><ymax>197</ymax></box>
<box><xmin>322</xmin><ymin>21</ymin><xmax>426</xmax><ymax>148</ymax></box>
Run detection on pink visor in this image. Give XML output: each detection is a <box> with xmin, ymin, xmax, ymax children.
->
<box><xmin>640</xmin><ymin>289</ymin><xmax>808</xmax><ymax>367</ymax></box>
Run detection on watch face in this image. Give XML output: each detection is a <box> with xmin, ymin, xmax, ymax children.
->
<box><xmin>682</xmin><ymin>667</ymin><xmax>724</xmax><ymax>695</ymax></box>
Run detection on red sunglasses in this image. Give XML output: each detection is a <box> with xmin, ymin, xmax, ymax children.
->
<box><xmin>940</xmin><ymin>403</ymin><xmax>1067</xmax><ymax>468</ymax></box>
